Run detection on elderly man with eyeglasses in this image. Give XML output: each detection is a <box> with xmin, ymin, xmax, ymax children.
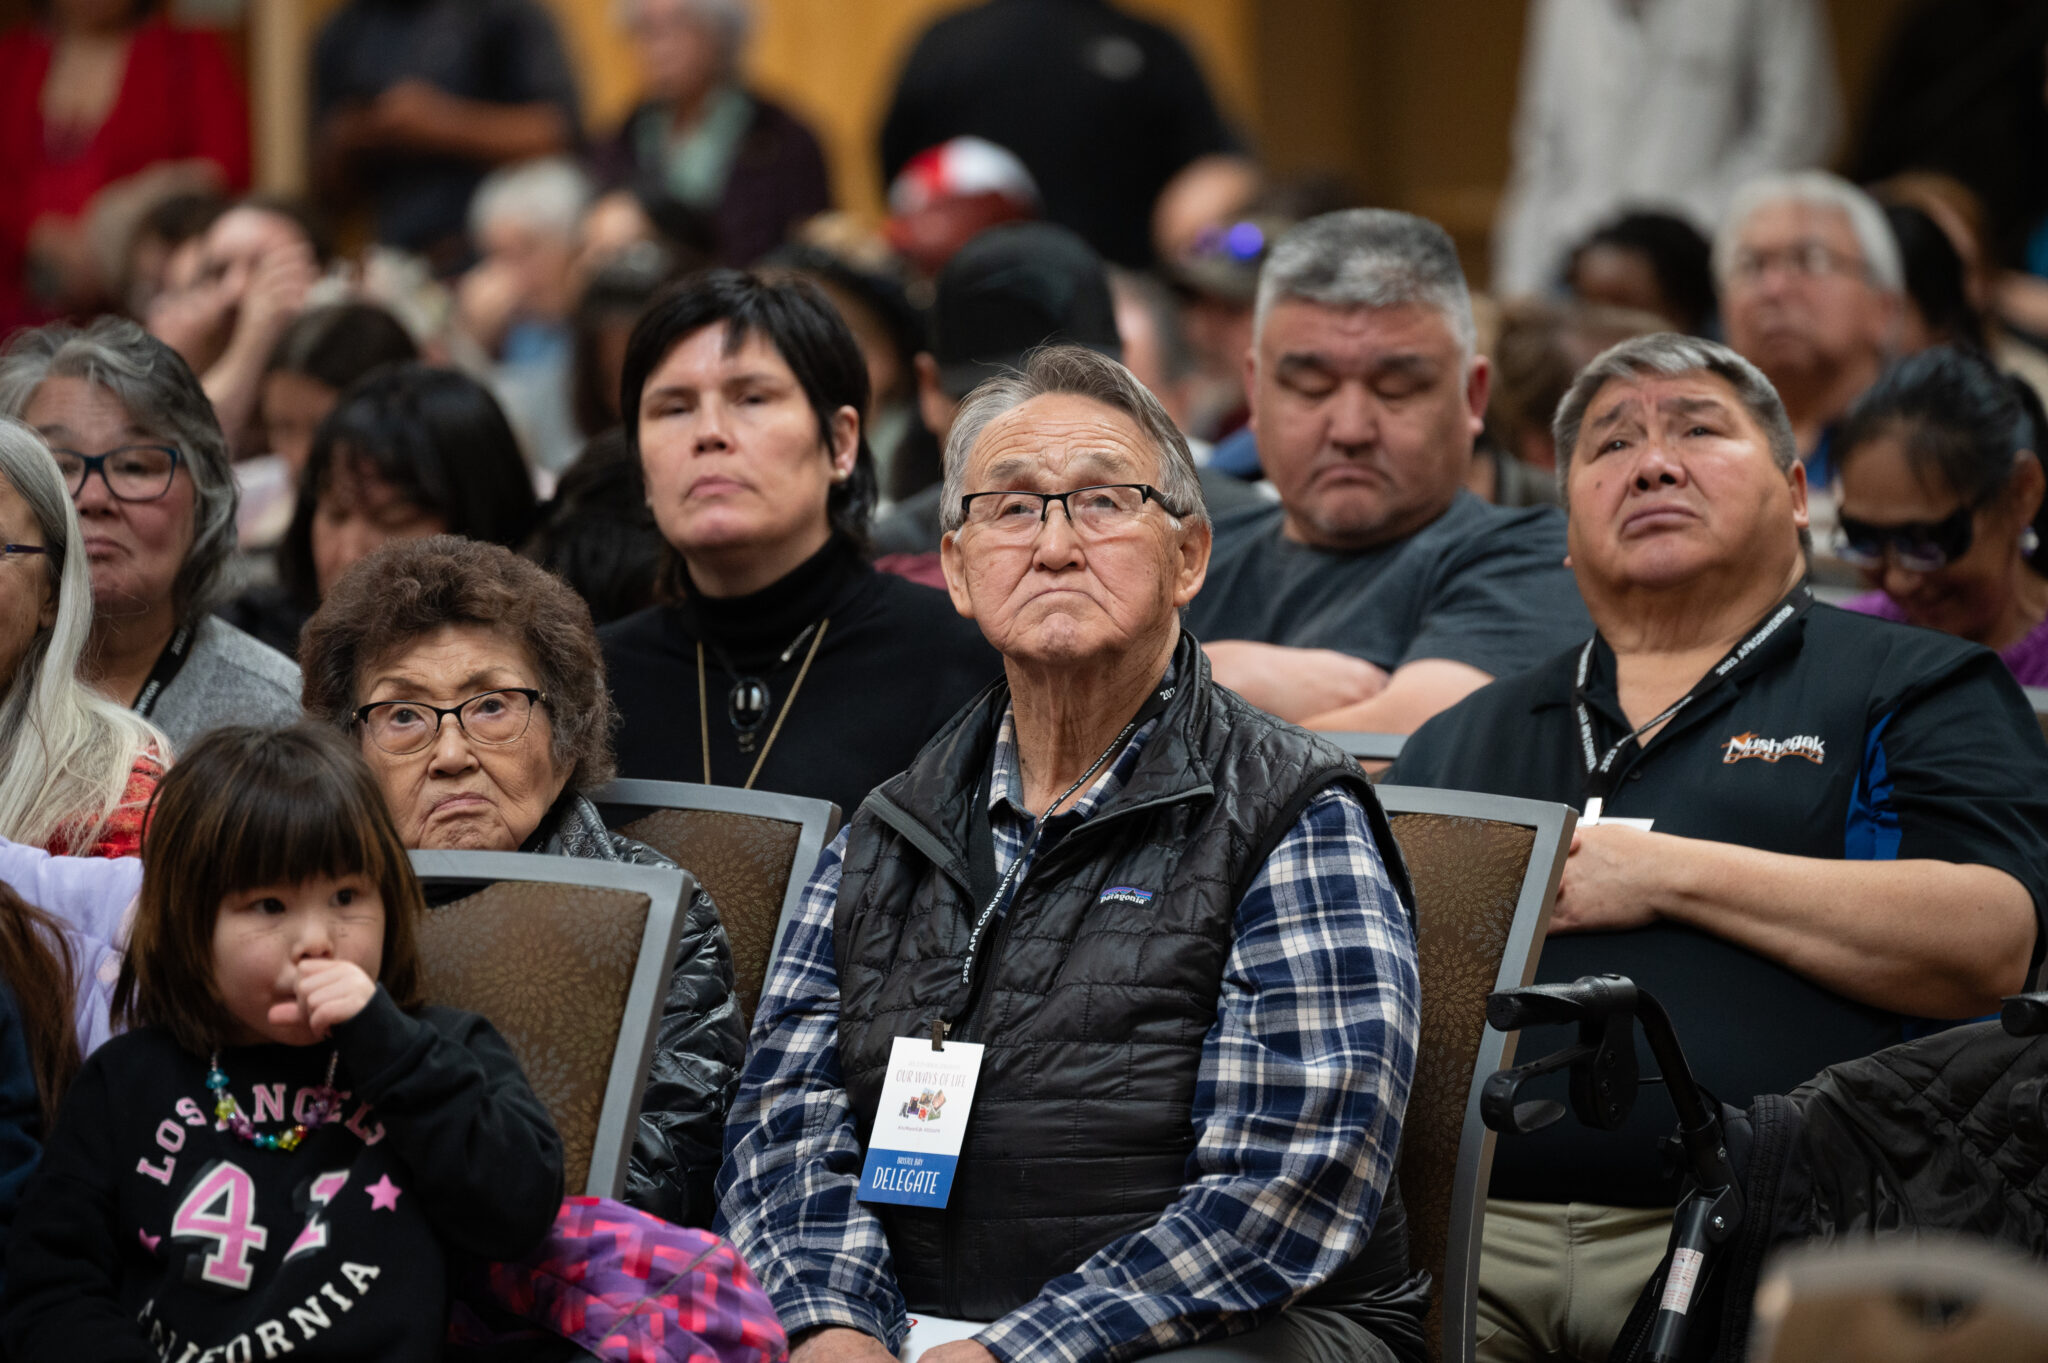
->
<box><xmin>716</xmin><ymin>345</ymin><xmax>1429</xmax><ymax>1363</ymax></box>
<box><xmin>1717</xmin><ymin>172</ymin><xmax>1904</xmax><ymax>491</ymax></box>
<box><xmin>1390</xmin><ymin>333</ymin><xmax>2048</xmax><ymax>1363</ymax></box>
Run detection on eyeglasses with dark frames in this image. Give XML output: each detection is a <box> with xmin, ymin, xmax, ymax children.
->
<box><xmin>958</xmin><ymin>483</ymin><xmax>1187</xmax><ymax>540</ymax></box>
<box><xmin>353</xmin><ymin>688</ymin><xmax>548</xmax><ymax>756</ymax></box>
<box><xmin>1834</xmin><ymin>504</ymin><xmax>1978</xmax><ymax>574</ymax></box>
<box><xmin>0</xmin><ymin>544</ymin><xmax>51</xmax><ymax>564</ymax></box>
<box><xmin>50</xmin><ymin>445</ymin><xmax>184</xmax><ymax>503</ymax></box>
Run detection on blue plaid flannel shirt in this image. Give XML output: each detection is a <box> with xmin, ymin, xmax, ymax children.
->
<box><xmin>715</xmin><ymin>694</ymin><xmax>1421</xmax><ymax>1363</ymax></box>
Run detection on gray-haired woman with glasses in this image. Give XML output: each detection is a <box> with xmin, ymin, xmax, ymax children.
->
<box><xmin>0</xmin><ymin>318</ymin><xmax>300</xmax><ymax>753</ymax></box>
<box><xmin>0</xmin><ymin>417</ymin><xmax>165</xmax><ymax>857</ymax></box>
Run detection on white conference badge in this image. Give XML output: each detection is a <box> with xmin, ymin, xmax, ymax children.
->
<box><xmin>1579</xmin><ymin>797</ymin><xmax>1654</xmax><ymax>832</ymax></box>
<box><xmin>858</xmin><ymin>1034</ymin><xmax>986</xmax><ymax>1209</ymax></box>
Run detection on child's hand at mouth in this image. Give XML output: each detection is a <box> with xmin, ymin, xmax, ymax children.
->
<box><xmin>271</xmin><ymin>957</ymin><xmax>378</xmax><ymax>1039</ymax></box>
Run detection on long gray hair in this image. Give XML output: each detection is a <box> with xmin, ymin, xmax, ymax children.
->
<box><xmin>0</xmin><ymin>318</ymin><xmax>239</xmax><ymax>621</ymax></box>
<box><xmin>0</xmin><ymin>420</ymin><xmax>166</xmax><ymax>850</ymax></box>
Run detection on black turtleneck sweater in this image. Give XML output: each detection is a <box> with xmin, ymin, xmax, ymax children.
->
<box><xmin>599</xmin><ymin>537</ymin><xmax>1003</xmax><ymax>822</ymax></box>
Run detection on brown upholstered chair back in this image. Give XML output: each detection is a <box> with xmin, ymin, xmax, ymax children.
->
<box><xmin>620</xmin><ymin>808</ymin><xmax>801</xmax><ymax>1027</ymax></box>
<box><xmin>415</xmin><ymin>878</ymin><xmax>653</xmax><ymax>1198</ymax></box>
<box><xmin>1379</xmin><ymin>789</ymin><xmax>1571</xmax><ymax>1363</ymax></box>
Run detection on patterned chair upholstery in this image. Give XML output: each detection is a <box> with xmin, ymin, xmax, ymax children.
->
<box><xmin>620</xmin><ymin>809</ymin><xmax>801</xmax><ymax>1028</ymax></box>
<box><xmin>411</xmin><ymin>852</ymin><xmax>691</xmax><ymax>1199</ymax></box>
<box><xmin>1379</xmin><ymin>789</ymin><xmax>1574</xmax><ymax>1363</ymax></box>
<box><xmin>589</xmin><ymin>781</ymin><xmax>841</xmax><ymax>1032</ymax></box>
<box><xmin>417</xmin><ymin>880</ymin><xmax>648</xmax><ymax>1198</ymax></box>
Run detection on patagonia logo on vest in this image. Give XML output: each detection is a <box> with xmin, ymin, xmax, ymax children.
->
<box><xmin>1721</xmin><ymin>732</ymin><xmax>1826</xmax><ymax>765</ymax></box>
<box><xmin>1099</xmin><ymin>885</ymin><xmax>1154</xmax><ymax>906</ymax></box>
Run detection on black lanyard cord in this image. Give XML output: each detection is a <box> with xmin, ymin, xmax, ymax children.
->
<box><xmin>132</xmin><ymin>623</ymin><xmax>194</xmax><ymax>721</ymax></box>
<box><xmin>954</xmin><ymin>678</ymin><xmax>1180</xmax><ymax>1001</ymax></box>
<box><xmin>1575</xmin><ymin>586</ymin><xmax>1809</xmax><ymax>798</ymax></box>
<box><xmin>959</xmin><ymin>717</ymin><xmax>1135</xmax><ymax>991</ymax></box>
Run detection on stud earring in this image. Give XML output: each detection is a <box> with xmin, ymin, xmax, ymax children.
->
<box><xmin>2023</xmin><ymin>527</ymin><xmax>2040</xmax><ymax>558</ymax></box>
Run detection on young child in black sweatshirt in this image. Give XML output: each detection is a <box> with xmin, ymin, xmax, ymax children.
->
<box><xmin>2</xmin><ymin>724</ymin><xmax>564</xmax><ymax>1362</ymax></box>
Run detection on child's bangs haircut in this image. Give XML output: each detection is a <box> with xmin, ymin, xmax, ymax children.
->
<box><xmin>116</xmin><ymin>724</ymin><xmax>427</xmax><ymax>1054</ymax></box>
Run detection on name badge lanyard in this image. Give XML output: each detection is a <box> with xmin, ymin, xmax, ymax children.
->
<box><xmin>132</xmin><ymin>623</ymin><xmax>195</xmax><ymax>720</ymax></box>
<box><xmin>943</xmin><ymin>678</ymin><xmax>1177</xmax><ymax>1050</ymax></box>
<box><xmin>861</xmin><ymin>679</ymin><xmax>1177</xmax><ymax>1212</ymax></box>
<box><xmin>1574</xmin><ymin>586</ymin><xmax>1809</xmax><ymax>803</ymax></box>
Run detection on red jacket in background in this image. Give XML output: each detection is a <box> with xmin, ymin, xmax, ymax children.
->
<box><xmin>0</xmin><ymin>16</ymin><xmax>251</xmax><ymax>332</ymax></box>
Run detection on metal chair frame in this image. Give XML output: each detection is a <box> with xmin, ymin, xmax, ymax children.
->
<box><xmin>588</xmin><ymin>779</ymin><xmax>841</xmax><ymax>972</ymax></box>
<box><xmin>1375</xmin><ymin>785</ymin><xmax>1576</xmax><ymax>1363</ymax></box>
<box><xmin>1325</xmin><ymin>731</ymin><xmax>1410</xmax><ymax>765</ymax></box>
<box><xmin>409</xmin><ymin>849</ymin><xmax>692</xmax><ymax>1200</ymax></box>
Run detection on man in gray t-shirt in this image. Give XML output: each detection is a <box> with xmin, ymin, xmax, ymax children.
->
<box><xmin>1194</xmin><ymin>210</ymin><xmax>1589</xmax><ymax>731</ymax></box>
<box><xmin>1188</xmin><ymin>490</ymin><xmax>1586</xmax><ymax>684</ymax></box>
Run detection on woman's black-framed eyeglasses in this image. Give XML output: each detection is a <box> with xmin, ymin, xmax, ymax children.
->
<box><xmin>958</xmin><ymin>483</ymin><xmax>1187</xmax><ymax>540</ymax></box>
<box><xmin>0</xmin><ymin>544</ymin><xmax>51</xmax><ymax>563</ymax></box>
<box><xmin>50</xmin><ymin>444</ymin><xmax>184</xmax><ymax>503</ymax></box>
<box><xmin>353</xmin><ymin>688</ymin><xmax>548</xmax><ymax>756</ymax></box>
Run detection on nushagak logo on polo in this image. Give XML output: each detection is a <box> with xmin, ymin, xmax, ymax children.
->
<box><xmin>1720</xmin><ymin>732</ymin><xmax>1825</xmax><ymax>765</ymax></box>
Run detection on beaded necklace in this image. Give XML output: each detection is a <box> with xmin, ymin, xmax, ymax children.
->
<box><xmin>206</xmin><ymin>1049</ymin><xmax>343</xmax><ymax>1153</ymax></box>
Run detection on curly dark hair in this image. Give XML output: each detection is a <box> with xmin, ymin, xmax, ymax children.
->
<box><xmin>299</xmin><ymin>536</ymin><xmax>617</xmax><ymax>791</ymax></box>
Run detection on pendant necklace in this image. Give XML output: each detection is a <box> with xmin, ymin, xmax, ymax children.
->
<box><xmin>696</xmin><ymin>615</ymin><xmax>830</xmax><ymax>788</ymax></box>
<box><xmin>206</xmin><ymin>1048</ymin><xmax>343</xmax><ymax>1153</ymax></box>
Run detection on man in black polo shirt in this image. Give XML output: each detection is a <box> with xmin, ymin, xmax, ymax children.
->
<box><xmin>1186</xmin><ymin>210</ymin><xmax>1590</xmax><ymax>734</ymax></box>
<box><xmin>1390</xmin><ymin>332</ymin><xmax>2048</xmax><ymax>1363</ymax></box>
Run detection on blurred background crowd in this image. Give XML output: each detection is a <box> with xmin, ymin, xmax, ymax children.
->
<box><xmin>8</xmin><ymin>0</ymin><xmax>2048</xmax><ymax>697</ymax></box>
<box><xmin>7</xmin><ymin>7</ymin><xmax>2048</xmax><ymax>1357</ymax></box>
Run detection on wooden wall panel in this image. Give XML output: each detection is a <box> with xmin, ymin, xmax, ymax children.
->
<box><xmin>400</xmin><ymin>0</ymin><xmax>1253</xmax><ymax>221</ymax></box>
<box><xmin>241</xmin><ymin>0</ymin><xmax>1920</xmax><ymax>278</ymax></box>
<box><xmin>287</xmin><ymin>0</ymin><xmax>1251</xmax><ymax>218</ymax></box>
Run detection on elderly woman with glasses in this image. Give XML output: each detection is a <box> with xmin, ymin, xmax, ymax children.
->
<box><xmin>0</xmin><ymin>318</ymin><xmax>300</xmax><ymax>752</ymax></box>
<box><xmin>1835</xmin><ymin>346</ymin><xmax>2048</xmax><ymax>685</ymax></box>
<box><xmin>299</xmin><ymin>532</ymin><xmax>745</xmax><ymax>1226</ymax></box>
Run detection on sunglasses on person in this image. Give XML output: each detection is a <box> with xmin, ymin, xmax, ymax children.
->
<box><xmin>1832</xmin><ymin>504</ymin><xmax>1976</xmax><ymax>573</ymax></box>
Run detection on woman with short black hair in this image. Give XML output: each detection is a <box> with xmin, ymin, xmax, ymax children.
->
<box><xmin>601</xmin><ymin>268</ymin><xmax>998</xmax><ymax>818</ymax></box>
<box><xmin>225</xmin><ymin>362</ymin><xmax>540</xmax><ymax>657</ymax></box>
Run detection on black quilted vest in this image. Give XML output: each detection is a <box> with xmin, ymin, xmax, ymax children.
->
<box><xmin>832</xmin><ymin>634</ymin><xmax>1425</xmax><ymax>1329</ymax></box>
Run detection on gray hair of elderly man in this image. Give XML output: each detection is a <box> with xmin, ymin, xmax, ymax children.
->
<box><xmin>939</xmin><ymin>345</ymin><xmax>1209</xmax><ymax>534</ymax></box>
<box><xmin>1551</xmin><ymin>332</ymin><xmax>1811</xmax><ymax>550</ymax></box>
<box><xmin>0</xmin><ymin>317</ymin><xmax>239</xmax><ymax>620</ymax></box>
<box><xmin>1252</xmin><ymin>208</ymin><xmax>1478</xmax><ymax>360</ymax></box>
<box><xmin>1713</xmin><ymin>171</ymin><xmax>1905</xmax><ymax>295</ymax></box>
